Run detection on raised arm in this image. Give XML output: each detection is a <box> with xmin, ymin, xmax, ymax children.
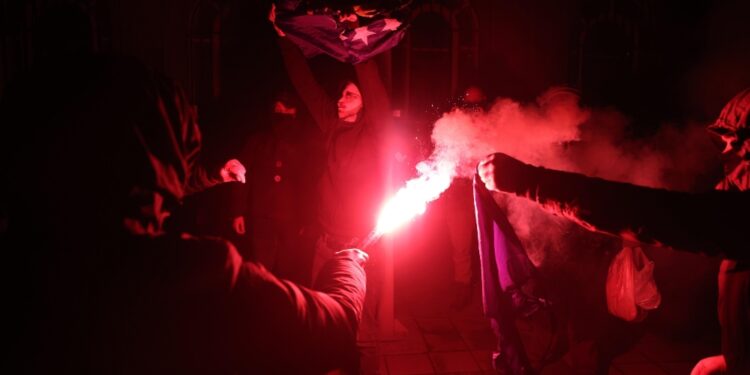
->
<box><xmin>277</xmin><ymin>37</ymin><xmax>337</xmax><ymax>133</ymax></box>
<box><xmin>355</xmin><ymin>57</ymin><xmax>391</xmax><ymax>131</ymax></box>
<box><xmin>229</xmin><ymin>247</ymin><xmax>367</xmax><ymax>373</ymax></box>
<box><xmin>478</xmin><ymin>152</ymin><xmax>750</xmax><ymax>260</ymax></box>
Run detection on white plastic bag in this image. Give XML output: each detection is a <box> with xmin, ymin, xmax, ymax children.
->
<box><xmin>606</xmin><ymin>246</ymin><xmax>662</xmax><ymax>322</ymax></box>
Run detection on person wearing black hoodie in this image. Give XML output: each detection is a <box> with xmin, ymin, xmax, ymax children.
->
<box><xmin>2</xmin><ymin>6</ymin><xmax>367</xmax><ymax>372</ymax></box>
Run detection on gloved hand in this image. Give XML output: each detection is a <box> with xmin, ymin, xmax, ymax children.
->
<box><xmin>220</xmin><ymin>158</ymin><xmax>246</xmax><ymax>183</ymax></box>
<box><xmin>335</xmin><ymin>248</ymin><xmax>369</xmax><ymax>268</ymax></box>
<box><xmin>477</xmin><ymin>152</ymin><xmax>526</xmax><ymax>193</ymax></box>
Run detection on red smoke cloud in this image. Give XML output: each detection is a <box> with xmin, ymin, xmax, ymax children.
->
<box><xmin>423</xmin><ymin>86</ymin><xmax>721</xmax><ymax>264</ymax></box>
<box><xmin>431</xmin><ymin>87</ymin><xmax>719</xmax><ymax>190</ymax></box>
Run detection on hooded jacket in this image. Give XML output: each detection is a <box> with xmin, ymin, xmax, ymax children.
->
<box><xmin>2</xmin><ymin>55</ymin><xmax>366</xmax><ymax>374</ymax></box>
<box><xmin>279</xmin><ymin>38</ymin><xmax>391</xmax><ymax>240</ymax></box>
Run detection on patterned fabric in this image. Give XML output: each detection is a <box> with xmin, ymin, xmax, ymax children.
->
<box><xmin>274</xmin><ymin>0</ymin><xmax>408</xmax><ymax>64</ymax></box>
<box><xmin>474</xmin><ymin>177</ymin><xmax>542</xmax><ymax>317</ymax></box>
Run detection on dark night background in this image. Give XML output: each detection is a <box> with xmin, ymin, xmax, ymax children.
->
<box><xmin>2</xmin><ymin>0</ymin><xmax>749</xmax><ymax>162</ymax></box>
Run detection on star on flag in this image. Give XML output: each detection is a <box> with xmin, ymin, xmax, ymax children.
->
<box><xmin>382</xmin><ymin>18</ymin><xmax>401</xmax><ymax>32</ymax></box>
<box><xmin>351</xmin><ymin>26</ymin><xmax>376</xmax><ymax>45</ymax></box>
<box><xmin>273</xmin><ymin>2</ymin><xmax>408</xmax><ymax>64</ymax></box>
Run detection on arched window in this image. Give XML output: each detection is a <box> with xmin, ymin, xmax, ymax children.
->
<box><xmin>576</xmin><ymin>0</ymin><xmax>652</xmax><ymax>108</ymax></box>
<box><xmin>405</xmin><ymin>8</ymin><xmax>451</xmax><ymax>116</ymax></box>
<box><xmin>453</xmin><ymin>3</ymin><xmax>479</xmax><ymax>90</ymax></box>
<box><xmin>188</xmin><ymin>0</ymin><xmax>226</xmax><ymax>108</ymax></box>
<box><xmin>0</xmin><ymin>1</ymin><xmax>35</xmax><ymax>97</ymax></box>
<box><xmin>1</xmin><ymin>0</ymin><xmax>103</xmax><ymax>97</ymax></box>
<box><xmin>394</xmin><ymin>0</ymin><xmax>478</xmax><ymax>117</ymax></box>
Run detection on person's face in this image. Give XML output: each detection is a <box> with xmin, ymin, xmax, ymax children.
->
<box><xmin>337</xmin><ymin>82</ymin><xmax>363</xmax><ymax>123</ymax></box>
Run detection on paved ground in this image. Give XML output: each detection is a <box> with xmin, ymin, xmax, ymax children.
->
<box><xmin>361</xmin><ymin>283</ymin><xmax>719</xmax><ymax>375</ymax></box>
<box><xmin>357</xmin><ymin>211</ymin><xmax>721</xmax><ymax>375</ymax></box>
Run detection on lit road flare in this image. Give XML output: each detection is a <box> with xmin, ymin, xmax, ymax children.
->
<box><xmin>374</xmin><ymin>160</ymin><xmax>454</xmax><ymax>236</ymax></box>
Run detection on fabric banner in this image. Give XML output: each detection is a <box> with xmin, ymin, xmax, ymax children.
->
<box><xmin>274</xmin><ymin>1</ymin><xmax>408</xmax><ymax>64</ymax></box>
<box><xmin>473</xmin><ymin>175</ymin><xmax>545</xmax><ymax>318</ymax></box>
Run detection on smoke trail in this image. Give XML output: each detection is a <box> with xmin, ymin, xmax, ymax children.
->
<box><xmin>427</xmin><ymin>89</ymin><xmax>588</xmax><ymax>180</ymax></box>
<box><xmin>428</xmin><ymin>88</ymin><xmax>718</xmax><ymax>189</ymax></box>
<box><xmin>416</xmin><ymin>86</ymin><xmax>720</xmax><ymax>264</ymax></box>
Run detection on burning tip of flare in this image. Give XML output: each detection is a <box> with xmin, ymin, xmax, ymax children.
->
<box><xmin>374</xmin><ymin>164</ymin><xmax>453</xmax><ymax>236</ymax></box>
<box><xmin>375</xmin><ymin>192</ymin><xmax>427</xmax><ymax>235</ymax></box>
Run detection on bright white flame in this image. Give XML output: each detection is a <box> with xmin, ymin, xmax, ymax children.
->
<box><xmin>375</xmin><ymin>159</ymin><xmax>455</xmax><ymax>235</ymax></box>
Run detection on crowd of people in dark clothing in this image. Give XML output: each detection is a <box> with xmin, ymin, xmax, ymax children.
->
<box><xmin>1</xmin><ymin>5</ymin><xmax>372</xmax><ymax>373</ymax></box>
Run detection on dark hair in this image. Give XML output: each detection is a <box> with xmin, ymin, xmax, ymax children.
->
<box><xmin>336</xmin><ymin>79</ymin><xmax>360</xmax><ymax>98</ymax></box>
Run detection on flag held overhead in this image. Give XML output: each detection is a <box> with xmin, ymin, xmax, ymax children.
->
<box><xmin>273</xmin><ymin>1</ymin><xmax>408</xmax><ymax>64</ymax></box>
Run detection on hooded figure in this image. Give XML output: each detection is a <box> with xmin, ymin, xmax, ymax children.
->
<box><xmin>2</xmin><ymin>53</ymin><xmax>367</xmax><ymax>374</ymax></box>
<box><xmin>709</xmin><ymin>88</ymin><xmax>750</xmax><ymax>191</ymax></box>
<box><xmin>695</xmin><ymin>88</ymin><xmax>750</xmax><ymax>375</ymax></box>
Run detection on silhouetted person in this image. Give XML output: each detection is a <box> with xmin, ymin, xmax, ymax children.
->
<box><xmin>278</xmin><ymin>36</ymin><xmax>390</xmax><ymax>280</ymax></box>
<box><xmin>441</xmin><ymin>85</ymin><xmax>488</xmax><ymax>309</ymax></box>
<box><xmin>236</xmin><ymin>89</ymin><xmax>321</xmax><ymax>285</ymax></box>
<box><xmin>273</xmin><ymin>5</ymin><xmax>393</xmax><ymax>351</ymax></box>
<box><xmin>2</xmin><ymin>8</ymin><xmax>367</xmax><ymax>372</ymax></box>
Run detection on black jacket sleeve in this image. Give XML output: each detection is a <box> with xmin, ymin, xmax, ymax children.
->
<box><xmin>229</xmin><ymin>244</ymin><xmax>366</xmax><ymax>373</ymax></box>
<box><xmin>355</xmin><ymin>57</ymin><xmax>390</xmax><ymax>132</ymax></box>
<box><xmin>486</xmin><ymin>152</ymin><xmax>750</xmax><ymax>260</ymax></box>
<box><xmin>93</xmin><ymin>233</ymin><xmax>366</xmax><ymax>373</ymax></box>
